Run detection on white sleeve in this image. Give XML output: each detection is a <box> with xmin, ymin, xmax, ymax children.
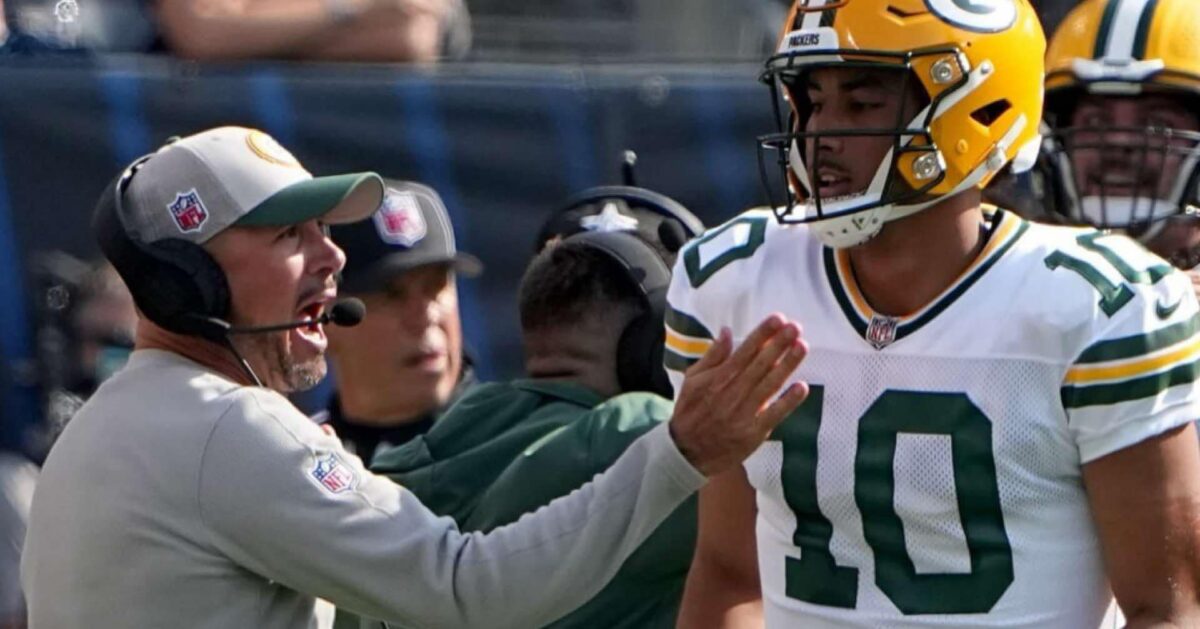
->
<box><xmin>663</xmin><ymin>209</ymin><xmax>774</xmax><ymax>399</ymax></box>
<box><xmin>1063</xmin><ymin>265</ymin><xmax>1200</xmax><ymax>463</ymax></box>
<box><xmin>196</xmin><ymin>390</ymin><xmax>705</xmax><ymax>628</ymax></box>
<box><xmin>664</xmin><ymin>250</ymin><xmax>719</xmax><ymax>399</ymax></box>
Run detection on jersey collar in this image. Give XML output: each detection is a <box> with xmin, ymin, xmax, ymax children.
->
<box><xmin>822</xmin><ymin>208</ymin><xmax>1029</xmax><ymax>349</ymax></box>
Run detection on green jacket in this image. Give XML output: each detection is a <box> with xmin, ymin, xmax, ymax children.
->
<box><xmin>349</xmin><ymin>380</ymin><xmax>697</xmax><ymax>629</ymax></box>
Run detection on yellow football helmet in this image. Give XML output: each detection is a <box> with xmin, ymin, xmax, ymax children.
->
<box><xmin>1041</xmin><ymin>0</ymin><xmax>1200</xmax><ymax>236</ymax></box>
<box><xmin>759</xmin><ymin>0</ymin><xmax>1045</xmax><ymax>248</ymax></box>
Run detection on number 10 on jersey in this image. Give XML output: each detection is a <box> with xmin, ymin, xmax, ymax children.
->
<box><xmin>773</xmin><ymin>386</ymin><xmax>1014</xmax><ymax>615</ymax></box>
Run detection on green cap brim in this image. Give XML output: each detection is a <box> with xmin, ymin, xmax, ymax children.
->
<box><xmin>235</xmin><ymin>172</ymin><xmax>384</xmax><ymax>227</ymax></box>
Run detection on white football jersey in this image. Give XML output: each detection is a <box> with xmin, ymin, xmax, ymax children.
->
<box><xmin>665</xmin><ymin>208</ymin><xmax>1200</xmax><ymax>628</ymax></box>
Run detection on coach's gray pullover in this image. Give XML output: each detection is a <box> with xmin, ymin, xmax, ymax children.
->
<box><xmin>22</xmin><ymin>349</ymin><xmax>705</xmax><ymax>628</ymax></box>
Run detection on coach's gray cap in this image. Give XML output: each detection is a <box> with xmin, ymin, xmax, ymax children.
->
<box><xmin>120</xmin><ymin>126</ymin><xmax>384</xmax><ymax>244</ymax></box>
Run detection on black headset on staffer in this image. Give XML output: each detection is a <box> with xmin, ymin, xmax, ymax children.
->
<box><xmin>529</xmin><ymin>151</ymin><xmax>705</xmax><ymax>398</ymax></box>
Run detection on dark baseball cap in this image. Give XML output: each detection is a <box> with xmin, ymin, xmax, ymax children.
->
<box><xmin>332</xmin><ymin>180</ymin><xmax>482</xmax><ymax>294</ymax></box>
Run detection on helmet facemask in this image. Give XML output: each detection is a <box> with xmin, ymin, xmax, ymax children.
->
<box><xmin>1042</xmin><ymin>89</ymin><xmax>1200</xmax><ymax>245</ymax></box>
<box><xmin>758</xmin><ymin>45</ymin><xmax>1030</xmax><ymax>249</ymax></box>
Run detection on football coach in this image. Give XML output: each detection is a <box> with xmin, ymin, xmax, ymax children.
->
<box><xmin>20</xmin><ymin>126</ymin><xmax>811</xmax><ymax>629</ymax></box>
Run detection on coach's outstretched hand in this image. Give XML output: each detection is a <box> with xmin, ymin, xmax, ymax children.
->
<box><xmin>669</xmin><ymin>314</ymin><xmax>809</xmax><ymax>477</ymax></box>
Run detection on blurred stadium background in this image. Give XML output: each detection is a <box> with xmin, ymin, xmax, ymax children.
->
<box><xmin>0</xmin><ymin>0</ymin><xmax>1077</xmax><ymax>460</ymax></box>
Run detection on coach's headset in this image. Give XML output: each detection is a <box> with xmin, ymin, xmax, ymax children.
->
<box><xmin>92</xmin><ymin>150</ymin><xmax>233</xmax><ymax>344</ymax></box>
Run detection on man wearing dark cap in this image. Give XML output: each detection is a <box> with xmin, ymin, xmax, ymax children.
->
<box><xmin>360</xmin><ymin>190</ymin><xmax>706</xmax><ymax>629</ymax></box>
<box><xmin>320</xmin><ymin>180</ymin><xmax>482</xmax><ymax>462</ymax></box>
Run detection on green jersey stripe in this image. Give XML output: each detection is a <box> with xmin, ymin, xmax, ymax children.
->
<box><xmin>1075</xmin><ymin>313</ymin><xmax>1200</xmax><ymax>364</ymax></box>
<box><xmin>1062</xmin><ymin>357</ymin><xmax>1200</xmax><ymax>409</ymax></box>
<box><xmin>664</xmin><ymin>348</ymin><xmax>699</xmax><ymax>373</ymax></box>
<box><xmin>665</xmin><ymin>307</ymin><xmax>714</xmax><ymax>341</ymax></box>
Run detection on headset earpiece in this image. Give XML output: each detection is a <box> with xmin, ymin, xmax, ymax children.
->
<box><xmin>93</xmin><ymin>154</ymin><xmax>231</xmax><ymax>341</ymax></box>
<box><xmin>141</xmin><ymin>239</ymin><xmax>231</xmax><ymax>326</ymax></box>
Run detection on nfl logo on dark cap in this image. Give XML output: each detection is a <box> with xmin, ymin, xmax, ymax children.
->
<box><xmin>374</xmin><ymin>189</ymin><xmax>427</xmax><ymax>247</ymax></box>
<box><xmin>332</xmin><ymin>179</ymin><xmax>482</xmax><ymax>294</ymax></box>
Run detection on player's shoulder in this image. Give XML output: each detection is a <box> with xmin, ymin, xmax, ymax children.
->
<box><xmin>1012</xmin><ymin>218</ymin><xmax>1168</xmax><ymax>272</ymax></box>
<box><xmin>1005</xmin><ymin>217</ymin><xmax>1196</xmax><ymax>362</ymax></box>
<box><xmin>670</xmin><ymin>206</ymin><xmax>816</xmax><ymax>303</ymax></box>
<box><xmin>1014</xmin><ymin>224</ymin><xmax>1200</xmax><ymax>427</ymax></box>
<box><xmin>1010</xmin><ymin>218</ymin><xmax>1186</xmax><ymax>315</ymax></box>
<box><xmin>666</xmin><ymin>207</ymin><xmax>811</xmax><ymax>367</ymax></box>
<box><xmin>675</xmin><ymin>207</ymin><xmax>783</xmax><ymax>289</ymax></box>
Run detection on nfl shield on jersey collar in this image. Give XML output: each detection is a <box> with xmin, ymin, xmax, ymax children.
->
<box><xmin>823</xmin><ymin>209</ymin><xmax>1028</xmax><ymax>350</ymax></box>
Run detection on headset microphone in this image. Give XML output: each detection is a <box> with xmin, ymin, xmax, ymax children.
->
<box><xmin>227</xmin><ymin>298</ymin><xmax>366</xmax><ymax>335</ymax></box>
<box><xmin>181</xmin><ymin>297</ymin><xmax>367</xmax><ymax>387</ymax></box>
<box><xmin>323</xmin><ymin>297</ymin><xmax>366</xmax><ymax>327</ymax></box>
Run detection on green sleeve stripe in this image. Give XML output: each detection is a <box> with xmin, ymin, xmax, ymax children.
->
<box><xmin>1075</xmin><ymin>313</ymin><xmax>1200</xmax><ymax>364</ymax></box>
<box><xmin>665</xmin><ymin>306</ymin><xmax>714</xmax><ymax>341</ymax></box>
<box><xmin>664</xmin><ymin>348</ymin><xmax>699</xmax><ymax>373</ymax></box>
<box><xmin>1062</xmin><ymin>357</ymin><xmax>1200</xmax><ymax>409</ymax></box>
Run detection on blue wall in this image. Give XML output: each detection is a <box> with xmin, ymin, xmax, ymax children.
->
<box><xmin>0</xmin><ymin>57</ymin><xmax>778</xmax><ymax>438</ymax></box>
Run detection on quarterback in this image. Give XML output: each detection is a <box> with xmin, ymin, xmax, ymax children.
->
<box><xmin>669</xmin><ymin>0</ymin><xmax>1200</xmax><ymax>627</ymax></box>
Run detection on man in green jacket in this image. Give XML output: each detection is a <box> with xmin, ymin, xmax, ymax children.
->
<box><xmin>371</xmin><ymin>203</ymin><xmax>700</xmax><ymax>629</ymax></box>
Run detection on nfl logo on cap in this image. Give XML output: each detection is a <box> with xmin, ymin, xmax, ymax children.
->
<box><xmin>167</xmin><ymin>189</ymin><xmax>209</xmax><ymax>233</ymax></box>
<box><xmin>373</xmin><ymin>188</ymin><xmax>427</xmax><ymax>247</ymax></box>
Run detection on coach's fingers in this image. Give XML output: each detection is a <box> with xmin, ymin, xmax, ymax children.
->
<box><xmin>724</xmin><ymin>322</ymin><xmax>800</xmax><ymax>407</ymax></box>
<box><xmin>757</xmin><ymin>381</ymin><xmax>810</xmax><ymax>434</ymax></box>
<box><xmin>741</xmin><ymin>335</ymin><xmax>807</xmax><ymax>412</ymax></box>
<box><xmin>715</xmin><ymin>314</ymin><xmax>787</xmax><ymax>382</ymax></box>
<box><xmin>685</xmin><ymin>327</ymin><xmax>733</xmax><ymax>378</ymax></box>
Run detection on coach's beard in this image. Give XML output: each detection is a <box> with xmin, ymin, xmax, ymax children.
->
<box><xmin>239</xmin><ymin>332</ymin><xmax>327</xmax><ymax>393</ymax></box>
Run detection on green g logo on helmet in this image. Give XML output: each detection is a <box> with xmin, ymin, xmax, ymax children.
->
<box><xmin>925</xmin><ymin>0</ymin><xmax>1017</xmax><ymax>33</ymax></box>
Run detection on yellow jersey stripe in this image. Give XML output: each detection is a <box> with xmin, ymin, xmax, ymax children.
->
<box><xmin>1065</xmin><ymin>335</ymin><xmax>1200</xmax><ymax>384</ymax></box>
<box><xmin>665</xmin><ymin>328</ymin><xmax>712</xmax><ymax>357</ymax></box>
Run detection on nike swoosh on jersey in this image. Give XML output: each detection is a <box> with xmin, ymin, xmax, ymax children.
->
<box><xmin>1156</xmin><ymin>298</ymin><xmax>1183</xmax><ymax>320</ymax></box>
